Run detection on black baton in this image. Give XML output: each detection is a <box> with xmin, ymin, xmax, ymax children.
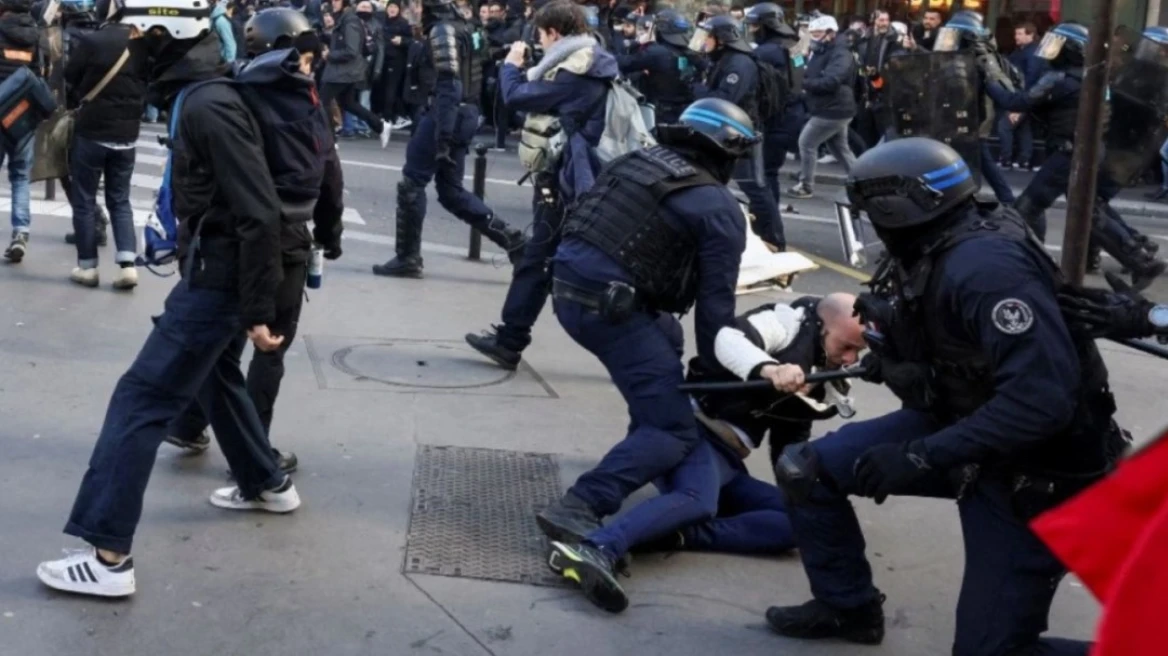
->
<box><xmin>678</xmin><ymin>368</ymin><xmax>866</xmax><ymax>393</ymax></box>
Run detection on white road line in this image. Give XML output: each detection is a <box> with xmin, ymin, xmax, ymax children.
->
<box><xmin>341</xmin><ymin>227</ymin><xmax>511</xmax><ymax>260</ymax></box>
<box><xmin>0</xmin><ymin>196</ymin><xmax>367</xmax><ymax>226</ymax></box>
<box><xmin>135</xmin><ymin>153</ymin><xmax>167</xmax><ymax>167</ymax></box>
<box><xmin>341</xmin><ymin>207</ymin><xmax>366</xmax><ymax>225</ymax></box>
<box><xmin>131</xmin><ymin>173</ymin><xmax>164</xmax><ymax>189</ymax></box>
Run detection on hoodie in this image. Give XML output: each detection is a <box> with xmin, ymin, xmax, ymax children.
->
<box><xmin>0</xmin><ymin>12</ymin><xmax>39</xmax><ymax>83</ymax></box>
<box><xmin>211</xmin><ymin>4</ymin><xmax>238</xmax><ymax>63</ymax></box>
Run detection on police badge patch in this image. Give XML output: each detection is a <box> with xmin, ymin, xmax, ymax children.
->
<box><xmin>726</xmin><ymin>73</ymin><xmax>739</xmax><ymax>84</ymax></box>
<box><xmin>991</xmin><ymin>298</ymin><xmax>1034</xmax><ymax>335</ymax></box>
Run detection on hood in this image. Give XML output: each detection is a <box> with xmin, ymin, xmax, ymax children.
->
<box><xmin>150</xmin><ymin>31</ymin><xmax>232</xmax><ymax>108</ymax></box>
<box><xmin>0</xmin><ymin>13</ymin><xmax>39</xmax><ymax>48</ymax></box>
<box><xmin>235</xmin><ymin>47</ymin><xmax>313</xmax><ymax>87</ymax></box>
<box><xmin>527</xmin><ymin>34</ymin><xmax>617</xmax><ymax>81</ymax></box>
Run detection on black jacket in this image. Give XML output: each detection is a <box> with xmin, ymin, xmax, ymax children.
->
<box><xmin>856</xmin><ymin>29</ymin><xmax>900</xmax><ymax>72</ymax></box>
<box><xmin>66</xmin><ymin>25</ymin><xmax>147</xmax><ymax>143</ymax></box>
<box><xmin>322</xmin><ymin>8</ymin><xmax>367</xmax><ymax>84</ymax></box>
<box><xmin>0</xmin><ymin>12</ymin><xmax>39</xmax><ymax>83</ymax></box>
<box><xmin>802</xmin><ymin>37</ymin><xmax>857</xmax><ymax>120</ymax></box>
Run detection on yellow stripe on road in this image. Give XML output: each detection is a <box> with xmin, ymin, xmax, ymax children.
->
<box><xmin>790</xmin><ymin>247</ymin><xmax>871</xmax><ymax>283</ymax></box>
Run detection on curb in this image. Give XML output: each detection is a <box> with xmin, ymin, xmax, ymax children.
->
<box><xmin>809</xmin><ymin>172</ymin><xmax>1168</xmax><ymax>220</ymax></box>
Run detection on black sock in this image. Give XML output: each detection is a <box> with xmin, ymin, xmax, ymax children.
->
<box><xmin>119</xmin><ymin>262</ymin><xmax>134</xmax><ymax>269</ymax></box>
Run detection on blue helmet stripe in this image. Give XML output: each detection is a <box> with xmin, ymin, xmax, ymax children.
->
<box><xmin>928</xmin><ymin>167</ymin><xmax>973</xmax><ymax>191</ymax></box>
<box><xmin>921</xmin><ymin>160</ymin><xmax>966</xmax><ymax>182</ymax></box>
<box><xmin>681</xmin><ymin>108</ymin><xmax>756</xmax><ymax>138</ymax></box>
<box><xmin>1053</xmin><ymin>26</ymin><xmax>1087</xmax><ymax>43</ymax></box>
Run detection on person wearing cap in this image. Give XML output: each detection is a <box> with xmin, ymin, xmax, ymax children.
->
<box><xmin>788</xmin><ymin>13</ymin><xmax>856</xmax><ymax>200</ymax></box>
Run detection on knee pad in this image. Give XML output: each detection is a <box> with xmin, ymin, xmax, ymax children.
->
<box><xmin>774</xmin><ymin>441</ymin><xmax>821</xmax><ymax>505</ymax></box>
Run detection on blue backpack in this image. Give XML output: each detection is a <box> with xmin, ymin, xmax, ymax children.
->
<box><xmin>140</xmin><ymin>48</ymin><xmax>329</xmax><ymax>273</ymax></box>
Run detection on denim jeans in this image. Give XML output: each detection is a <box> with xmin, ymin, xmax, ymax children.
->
<box><xmin>798</xmin><ymin>116</ymin><xmax>856</xmax><ymax>188</ymax></box>
<box><xmin>1</xmin><ymin>134</ymin><xmax>34</xmax><ymax>234</ymax></box>
<box><xmin>997</xmin><ymin>111</ymin><xmax>1033</xmax><ymax>165</ymax></box>
<box><xmin>69</xmin><ymin>136</ymin><xmax>137</xmax><ymax>267</ymax></box>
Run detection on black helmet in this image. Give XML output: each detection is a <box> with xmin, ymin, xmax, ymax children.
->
<box><xmin>845</xmin><ymin>138</ymin><xmax>978</xmax><ymax>231</ymax></box>
<box><xmin>245</xmin><ymin>8</ymin><xmax>319</xmax><ymax>57</ymax></box>
<box><xmin>653</xmin><ymin>9</ymin><xmax>691</xmax><ymax>48</ymax></box>
<box><xmin>1037</xmin><ymin>22</ymin><xmax>1088</xmax><ymax>67</ymax></box>
<box><xmin>695</xmin><ymin>14</ymin><xmax>752</xmax><ymax>54</ymax></box>
<box><xmin>658</xmin><ymin>98</ymin><xmax>760</xmax><ymax>161</ymax></box>
<box><xmin>934</xmin><ymin>10</ymin><xmax>988</xmax><ymax>52</ymax></box>
<box><xmin>745</xmin><ymin>2</ymin><xmax>794</xmax><ymax>38</ymax></box>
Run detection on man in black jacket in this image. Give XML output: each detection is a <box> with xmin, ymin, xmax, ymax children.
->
<box><xmin>36</xmin><ymin>0</ymin><xmax>300</xmax><ymax>599</ymax></box>
<box><xmin>852</xmin><ymin>10</ymin><xmax>899</xmax><ymax>149</ymax></box>
<box><xmin>0</xmin><ymin>0</ymin><xmax>41</xmax><ymax>263</ymax></box>
<box><xmin>788</xmin><ymin>14</ymin><xmax>856</xmax><ymax>200</ymax></box>
<box><xmin>64</xmin><ymin>20</ymin><xmax>148</xmax><ymax>289</ymax></box>
<box><xmin>321</xmin><ymin>0</ymin><xmax>388</xmax><ymax>145</ymax></box>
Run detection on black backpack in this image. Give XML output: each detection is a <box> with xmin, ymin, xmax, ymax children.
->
<box><xmin>755</xmin><ymin>57</ymin><xmax>787</xmax><ymax>121</ymax></box>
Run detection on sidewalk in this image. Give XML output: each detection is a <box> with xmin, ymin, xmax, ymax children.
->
<box><xmin>1</xmin><ymin>221</ymin><xmax>1163</xmax><ymax>655</ymax></box>
<box><xmin>806</xmin><ymin>160</ymin><xmax>1168</xmax><ymax>218</ymax></box>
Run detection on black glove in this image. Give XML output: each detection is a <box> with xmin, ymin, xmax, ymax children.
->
<box><xmin>858</xmin><ymin>352</ymin><xmax>934</xmax><ymax>410</ymax></box>
<box><xmin>852</xmin><ymin>292</ymin><xmax>895</xmax><ymax>330</ymax></box>
<box><xmin>1058</xmin><ymin>271</ymin><xmax>1153</xmax><ymax>340</ymax></box>
<box><xmin>858</xmin><ymin>352</ymin><xmax>885</xmax><ymax>384</ymax></box>
<box><xmin>854</xmin><ymin>441</ymin><xmax>933</xmax><ymax>504</ymax></box>
<box><xmin>436</xmin><ymin>139</ymin><xmax>456</xmax><ymax>166</ymax></box>
<box><xmin>322</xmin><ymin>243</ymin><xmax>343</xmax><ymax>260</ymax></box>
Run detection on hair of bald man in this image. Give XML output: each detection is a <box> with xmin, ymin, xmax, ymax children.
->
<box><xmin>817</xmin><ymin>293</ymin><xmax>859</xmax><ymax>327</ymax></box>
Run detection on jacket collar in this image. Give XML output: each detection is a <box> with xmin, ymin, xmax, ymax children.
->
<box><xmin>527</xmin><ymin>34</ymin><xmax>596</xmax><ymax>81</ymax></box>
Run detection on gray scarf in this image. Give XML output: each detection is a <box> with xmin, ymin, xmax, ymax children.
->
<box><xmin>526</xmin><ymin>34</ymin><xmax>598</xmax><ymax>81</ymax></box>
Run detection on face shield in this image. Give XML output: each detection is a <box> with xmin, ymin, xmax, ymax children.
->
<box><xmin>933</xmin><ymin>26</ymin><xmax>963</xmax><ymax>52</ymax></box>
<box><xmin>1134</xmin><ymin>37</ymin><xmax>1168</xmax><ymax>66</ymax></box>
<box><xmin>1036</xmin><ymin>31</ymin><xmax>1067</xmax><ymax>60</ymax></box>
<box><xmin>688</xmin><ymin>26</ymin><xmax>713</xmax><ymax>52</ymax></box>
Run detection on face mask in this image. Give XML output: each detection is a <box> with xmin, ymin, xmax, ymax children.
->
<box><xmin>357</xmin><ymin>11</ymin><xmax>372</xmax><ymax>19</ymax></box>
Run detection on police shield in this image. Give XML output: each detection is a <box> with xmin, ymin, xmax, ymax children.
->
<box><xmin>1103</xmin><ymin>26</ymin><xmax>1168</xmax><ymax>187</ymax></box>
<box><xmin>882</xmin><ymin>51</ymin><xmax>982</xmax><ymax>185</ymax></box>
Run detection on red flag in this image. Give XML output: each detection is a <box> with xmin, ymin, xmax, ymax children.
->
<box><xmin>1031</xmin><ymin>427</ymin><xmax>1168</xmax><ymax>655</ymax></box>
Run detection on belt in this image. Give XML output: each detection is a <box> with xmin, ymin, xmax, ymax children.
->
<box><xmin>551</xmin><ymin>278</ymin><xmax>604</xmax><ymax>312</ymax></box>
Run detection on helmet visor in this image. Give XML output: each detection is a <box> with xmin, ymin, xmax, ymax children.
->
<box><xmin>1036</xmin><ymin>32</ymin><xmax>1067</xmax><ymax>60</ymax></box>
<box><xmin>933</xmin><ymin>27</ymin><xmax>963</xmax><ymax>52</ymax></box>
<box><xmin>688</xmin><ymin>26</ymin><xmax>712</xmax><ymax>52</ymax></box>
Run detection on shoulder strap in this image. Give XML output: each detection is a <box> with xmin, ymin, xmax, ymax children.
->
<box><xmin>81</xmin><ymin>48</ymin><xmax>130</xmax><ymax>105</ymax></box>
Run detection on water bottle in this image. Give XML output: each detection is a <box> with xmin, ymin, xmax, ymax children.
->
<box><xmin>307</xmin><ymin>246</ymin><xmax>324</xmax><ymax>289</ymax></box>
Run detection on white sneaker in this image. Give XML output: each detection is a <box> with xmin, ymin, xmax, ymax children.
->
<box><xmin>37</xmin><ymin>547</ymin><xmax>136</xmax><ymax>598</ymax></box>
<box><xmin>210</xmin><ymin>476</ymin><xmax>301</xmax><ymax>513</ymax></box>
<box><xmin>69</xmin><ymin>267</ymin><xmax>99</xmax><ymax>288</ymax></box>
<box><xmin>112</xmin><ymin>266</ymin><xmax>138</xmax><ymax>290</ymax></box>
<box><xmin>817</xmin><ymin>154</ymin><xmax>837</xmax><ymax>164</ymax></box>
<box><xmin>380</xmin><ymin>125</ymin><xmax>392</xmax><ymax>149</ymax></box>
<box><xmin>393</xmin><ymin>117</ymin><xmax>412</xmax><ymax>129</ymax></box>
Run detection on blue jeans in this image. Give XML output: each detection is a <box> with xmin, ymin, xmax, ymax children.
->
<box><xmin>496</xmin><ymin>193</ymin><xmax>564</xmax><ymax>353</ymax></box>
<box><xmin>69</xmin><ymin>136</ymin><xmax>137</xmax><ymax>266</ymax></box>
<box><xmin>997</xmin><ymin>112</ymin><xmax>1033</xmax><ymax>164</ymax></box>
<box><xmin>1</xmin><ymin>134</ymin><xmax>33</xmax><ymax>234</ymax></box>
<box><xmin>980</xmin><ymin>141</ymin><xmax>1015</xmax><ymax>204</ymax></box>
<box><xmin>790</xmin><ymin>409</ymin><xmax>1088</xmax><ymax>656</ymax></box>
<box><xmin>553</xmin><ymin>295</ymin><xmax>699</xmax><ymax>517</ymax></box>
<box><xmin>64</xmin><ymin>280</ymin><xmax>284</xmax><ymax>554</ymax></box>
<box><xmin>587</xmin><ymin>435</ymin><xmax>792</xmax><ymax>558</ymax></box>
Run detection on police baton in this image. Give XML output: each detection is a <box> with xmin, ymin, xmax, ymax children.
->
<box><xmin>678</xmin><ymin>368</ymin><xmax>867</xmax><ymax>393</ymax></box>
<box><xmin>468</xmin><ymin>143</ymin><xmax>488</xmax><ymax>261</ymax></box>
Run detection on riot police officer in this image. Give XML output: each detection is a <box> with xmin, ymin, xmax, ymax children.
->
<box><xmin>1060</xmin><ymin>271</ymin><xmax>1168</xmax><ymax>342</ymax></box>
<box><xmin>614</xmin><ymin>9</ymin><xmax>695</xmax><ymax>126</ymax></box>
<box><xmin>985</xmin><ymin>21</ymin><xmax>1166</xmax><ymax>290</ymax></box>
<box><xmin>690</xmin><ymin>14</ymin><xmax>786</xmax><ymax>251</ymax></box>
<box><xmin>744</xmin><ymin>2</ymin><xmax>796</xmax><ymax>213</ymax></box>
<box><xmin>765</xmin><ymin>137</ymin><xmax>1126</xmax><ymax>654</ymax></box>
<box><xmin>534</xmin><ymin>98</ymin><xmax>759</xmax><ymax>555</ymax></box>
<box><xmin>372</xmin><ymin>0</ymin><xmax>526</xmax><ymax>279</ymax></box>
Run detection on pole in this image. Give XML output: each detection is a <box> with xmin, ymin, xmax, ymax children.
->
<box><xmin>1060</xmin><ymin>0</ymin><xmax>1118</xmax><ymax>286</ymax></box>
<box><xmin>469</xmin><ymin>143</ymin><xmax>486</xmax><ymax>261</ymax></box>
<box><xmin>678</xmin><ymin>368</ymin><xmax>866</xmax><ymax>393</ymax></box>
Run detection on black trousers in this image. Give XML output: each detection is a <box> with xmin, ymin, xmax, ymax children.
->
<box><xmin>321</xmin><ymin>82</ymin><xmax>384</xmax><ymax>134</ymax></box>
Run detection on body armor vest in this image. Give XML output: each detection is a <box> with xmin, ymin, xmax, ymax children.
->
<box><xmin>427</xmin><ymin>18</ymin><xmax>481</xmax><ymax>104</ymax></box>
<box><xmin>562</xmin><ymin>145</ymin><xmax>720</xmax><ymax>313</ymax></box>
<box><xmin>890</xmin><ymin>207</ymin><xmax>1116</xmax><ymax>475</ymax></box>
<box><xmin>687</xmin><ymin>296</ymin><xmax>839</xmax><ymax>449</ymax></box>
<box><xmin>459</xmin><ymin>24</ymin><xmax>483</xmax><ymax>104</ymax></box>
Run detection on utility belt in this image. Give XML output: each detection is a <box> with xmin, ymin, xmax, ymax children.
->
<box><xmin>182</xmin><ymin>235</ymin><xmax>239</xmax><ymax>291</ymax></box>
<box><xmin>551</xmin><ymin>277</ymin><xmax>643</xmax><ymax>323</ymax></box>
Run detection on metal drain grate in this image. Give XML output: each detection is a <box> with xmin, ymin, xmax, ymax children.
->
<box><xmin>403</xmin><ymin>445</ymin><xmax>567</xmax><ymax>587</ymax></box>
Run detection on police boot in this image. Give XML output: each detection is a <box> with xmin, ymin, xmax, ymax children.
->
<box><xmin>465</xmin><ymin>326</ymin><xmax>521</xmax><ymax>370</ymax></box>
<box><xmin>1092</xmin><ymin>223</ymin><xmax>1167</xmax><ymax>292</ymax></box>
<box><xmin>546</xmin><ymin>541</ymin><xmax>629</xmax><ymax>614</ymax></box>
<box><xmin>765</xmin><ymin>594</ymin><xmax>886</xmax><ymax>645</ymax></box>
<box><xmin>1086</xmin><ymin>243</ymin><xmax>1102</xmax><ymax>274</ymax></box>
<box><xmin>373</xmin><ymin>180</ymin><xmax>425</xmax><ymax>278</ymax></box>
<box><xmin>536</xmin><ymin>491</ymin><xmax>602</xmax><ymax>544</ymax></box>
<box><xmin>1012</xmin><ymin>195</ymin><xmax>1047</xmax><ymax>242</ymax></box>
<box><xmin>478</xmin><ymin>214</ymin><xmax>527</xmax><ymax>265</ymax></box>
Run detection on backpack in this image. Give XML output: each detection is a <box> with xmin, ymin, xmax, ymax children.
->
<box><xmin>755</xmin><ymin>58</ymin><xmax>787</xmax><ymax>121</ymax></box>
<box><xmin>140</xmin><ymin>49</ymin><xmax>327</xmax><ymax>272</ymax></box>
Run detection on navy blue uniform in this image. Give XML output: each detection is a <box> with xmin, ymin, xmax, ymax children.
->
<box><xmin>695</xmin><ymin>49</ymin><xmax>786</xmax><ymax>249</ymax></box>
<box><xmin>552</xmin><ymin>183</ymin><xmax>746</xmax><ymax>519</ymax></box>
<box><xmin>791</xmin><ymin>228</ymin><xmax>1093</xmax><ymax>655</ymax></box>
<box><xmin>616</xmin><ymin>42</ymin><xmax>694</xmax><ymax>125</ymax></box>
<box><xmin>753</xmin><ymin>35</ymin><xmax>792</xmax><ymax>211</ymax></box>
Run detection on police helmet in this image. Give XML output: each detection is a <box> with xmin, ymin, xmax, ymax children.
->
<box><xmin>581</xmin><ymin>5</ymin><xmax>599</xmax><ymax>30</ymax></box>
<box><xmin>1036</xmin><ymin>22</ymin><xmax>1088</xmax><ymax>65</ymax></box>
<box><xmin>653</xmin><ymin>9</ymin><xmax>691</xmax><ymax>48</ymax></box>
<box><xmin>744</xmin><ymin>3</ymin><xmax>782</xmax><ymax>31</ymax></box>
<box><xmin>1144</xmin><ymin>25</ymin><xmax>1168</xmax><ymax>44</ymax></box>
<box><xmin>245</xmin><ymin>7</ymin><xmax>319</xmax><ymax>57</ymax></box>
<box><xmin>658</xmin><ymin>98</ymin><xmax>760</xmax><ymax>161</ymax></box>
<box><xmin>115</xmin><ymin>0</ymin><xmax>212</xmax><ymax>39</ymax></box>
<box><xmin>934</xmin><ymin>10</ymin><xmax>987</xmax><ymax>52</ymax></box>
<box><xmin>60</xmin><ymin>0</ymin><xmax>96</xmax><ymax>16</ymax></box>
<box><xmin>691</xmin><ymin>14</ymin><xmax>752</xmax><ymax>54</ymax></box>
<box><xmin>845</xmin><ymin>138</ymin><xmax>978</xmax><ymax>231</ymax></box>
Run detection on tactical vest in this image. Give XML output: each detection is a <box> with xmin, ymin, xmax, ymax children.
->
<box><xmin>1040</xmin><ymin>69</ymin><xmax>1083</xmax><ymax>145</ymax></box>
<box><xmin>892</xmin><ymin>207</ymin><xmax>1116</xmax><ymax>476</ymax></box>
<box><xmin>687</xmin><ymin>296</ymin><xmax>838</xmax><ymax>448</ymax></box>
<box><xmin>561</xmin><ymin>145</ymin><xmax>720</xmax><ymax>313</ymax></box>
<box><xmin>458</xmin><ymin>23</ymin><xmax>483</xmax><ymax>104</ymax></box>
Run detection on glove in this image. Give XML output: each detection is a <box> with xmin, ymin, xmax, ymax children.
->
<box><xmin>322</xmin><ymin>243</ymin><xmax>343</xmax><ymax>260</ymax></box>
<box><xmin>858</xmin><ymin>352</ymin><xmax>885</xmax><ymax>384</ymax></box>
<box><xmin>853</xmin><ymin>441</ymin><xmax>933</xmax><ymax>504</ymax></box>
<box><xmin>852</xmin><ymin>292</ymin><xmax>895</xmax><ymax>330</ymax></box>
<box><xmin>1058</xmin><ymin>272</ymin><xmax>1154</xmax><ymax>340</ymax></box>
<box><xmin>436</xmin><ymin>139</ymin><xmax>456</xmax><ymax>166</ymax></box>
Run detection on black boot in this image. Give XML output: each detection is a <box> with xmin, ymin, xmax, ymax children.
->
<box><xmin>1086</xmin><ymin>245</ymin><xmax>1102</xmax><ymax>273</ymax></box>
<box><xmin>477</xmin><ymin>214</ymin><xmax>527</xmax><ymax>265</ymax></box>
<box><xmin>547</xmin><ymin>541</ymin><xmax>629</xmax><ymax>614</ymax></box>
<box><xmin>1092</xmin><ymin>219</ymin><xmax>1167</xmax><ymax>291</ymax></box>
<box><xmin>765</xmin><ymin>594</ymin><xmax>886</xmax><ymax>645</ymax></box>
<box><xmin>536</xmin><ymin>491</ymin><xmax>602</xmax><ymax>543</ymax></box>
<box><xmin>465</xmin><ymin>327</ymin><xmax>521</xmax><ymax>370</ymax></box>
<box><xmin>373</xmin><ymin>179</ymin><xmax>425</xmax><ymax>278</ymax></box>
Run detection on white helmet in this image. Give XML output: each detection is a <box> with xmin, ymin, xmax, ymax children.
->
<box><xmin>118</xmin><ymin>0</ymin><xmax>212</xmax><ymax>39</ymax></box>
<box><xmin>807</xmin><ymin>14</ymin><xmax>838</xmax><ymax>34</ymax></box>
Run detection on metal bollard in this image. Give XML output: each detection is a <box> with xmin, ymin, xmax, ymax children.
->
<box><xmin>45</xmin><ymin>178</ymin><xmax>55</xmax><ymax>201</ymax></box>
<box><xmin>468</xmin><ymin>143</ymin><xmax>487</xmax><ymax>261</ymax></box>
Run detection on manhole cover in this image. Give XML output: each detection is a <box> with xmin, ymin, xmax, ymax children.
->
<box><xmin>403</xmin><ymin>445</ymin><xmax>567</xmax><ymax>587</ymax></box>
<box><xmin>331</xmin><ymin>342</ymin><xmax>515</xmax><ymax>389</ymax></box>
